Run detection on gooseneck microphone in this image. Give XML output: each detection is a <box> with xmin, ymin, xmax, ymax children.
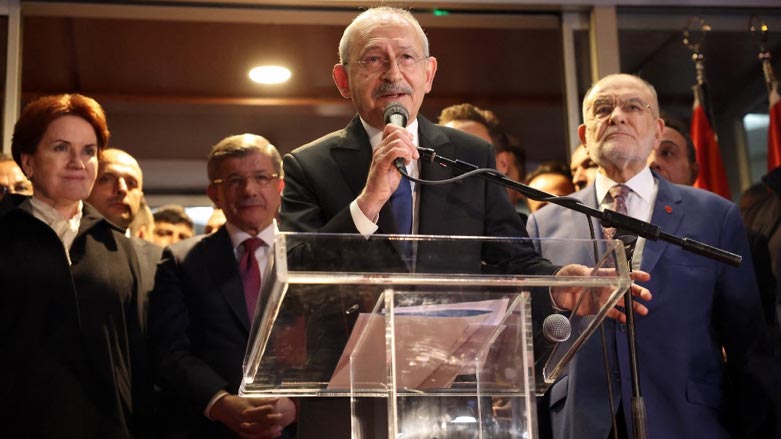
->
<box><xmin>383</xmin><ymin>103</ymin><xmax>410</xmax><ymax>173</ymax></box>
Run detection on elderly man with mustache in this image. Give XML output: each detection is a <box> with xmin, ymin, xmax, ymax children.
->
<box><xmin>279</xmin><ymin>7</ymin><xmax>653</xmax><ymax>439</ymax></box>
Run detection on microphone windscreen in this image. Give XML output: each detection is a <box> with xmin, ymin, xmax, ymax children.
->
<box><xmin>542</xmin><ymin>314</ymin><xmax>572</xmax><ymax>343</ymax></box>
<box><xmin>384</xmin><ymin>102</ymin><xmax>409</xmax><ymax>127</ymax></box>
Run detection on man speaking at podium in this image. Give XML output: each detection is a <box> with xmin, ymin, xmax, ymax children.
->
<box><xmin>527</xmin><ymin>74</ymin><xmax>771</xmax><ymax>439</ymax></box>
<box><xmin>278</xmin><ymin>6</ymin><xmax>651</xmax><ymax>438</ymax></box>
<box><xmin>280</xmin><ymin>6</ymin><xmax>563</xmax><ymax>273</ymax></box>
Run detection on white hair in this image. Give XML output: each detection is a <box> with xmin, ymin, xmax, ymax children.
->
<box><xmin>338</xmin><ymin>6</ymin><xmax>429</xmax><ymax>64</ymax></box>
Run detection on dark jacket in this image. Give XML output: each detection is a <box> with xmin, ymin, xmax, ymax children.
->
<box><xmin>0</xmin><ymin>196</ymin><xmax>147</xmax><ymax>438</ymax></box>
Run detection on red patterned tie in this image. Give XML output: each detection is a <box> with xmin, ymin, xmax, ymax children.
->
<box><xmin>603</xmin><ymin>184</ymin><xmax>630</xmax><ymax>240</ymax></box>
<box><xmin>240</xmin><ymin>237</ymin><xmax>265</xmax><ymax>322</ymax></box>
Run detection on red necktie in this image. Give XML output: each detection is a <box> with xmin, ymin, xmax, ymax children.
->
<box><xmin>240</xmin><ymin>237</ymin><xmax>265</xmax><ymax>322</ymax></box>
<box><xmin>603</xmin><ymin>184</ymin><xmax>630</xmax><ymax>240</ymax></box>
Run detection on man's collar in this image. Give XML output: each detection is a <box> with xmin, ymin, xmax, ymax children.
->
<box><xmin>359</xmin><ymin>116</ymin><xmax>420</xmax><ymax>149</ymax></box>
<box><xmin>224</xmin><ymin>219</ymin><xmax>277</xmax><ymax>251</ymax></box>
<box><xmin>595</xmin><ymin>166</ymin><xmax>654</xmax><ymax>204</ymax></box>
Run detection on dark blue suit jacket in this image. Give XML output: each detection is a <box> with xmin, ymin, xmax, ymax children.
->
<box><xmin>148</xmin><ymin>227</ymin><xmax>294</xmax><ymax>439</ymax></box>
<box><xmin>527</xmin><ymin>176</ymin><xmax>768</xmax><ymax>439</ymax></box>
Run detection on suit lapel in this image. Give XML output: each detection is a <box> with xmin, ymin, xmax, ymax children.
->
<box><xmin>204</xmin><ymin>228</ymin><xmax>251</xmax><ymax>332</ymax></box>
<box><xmin>331</xmin><ymin>116</ymin><xmax>373</xmax><ymax>197</ymax></box>
<box><xmin>641</xmin><ymin>177</ymin><xmax>684</xmax><ymax>274</ymax></box>
<box><xmin>417</xmin><ymin>116</ymin><xmax>456</xmax><ymax>233</ymax></box>
<box><xmin>329</xmin><ymin>116</ymin><xmax>402</xmax><ymax>233</ymax></box>
<box><xmin>572</xmin><ymin>187</ymin><xmax>609</xmax><ymax>265</ymax></box>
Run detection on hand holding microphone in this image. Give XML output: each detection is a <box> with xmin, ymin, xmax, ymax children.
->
<box><xmin>383</xmin><ymin>102</ymin><xmax>411</xmax><ymax>174</ymax></box>
<box><xmin>355</xmin><ymin>102</ymin><xmax>417</xmax><ymax>220</ymax></box>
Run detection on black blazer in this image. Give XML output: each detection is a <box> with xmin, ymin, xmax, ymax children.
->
<box><xmin>279</xmin><ymin>116</ymin><xmax>559</xmax><ymax>439</ymax></box>
<box><xmin>0</xmin><ymin>198</ymin><xmax>145</xmax><ymax>439</ymax></box>
<box><xmin>280</xmin><ymin>115</ymin><xmax>557</xmax><ymax>277</ymax></box>
<box><xmin>148</xmin><ymin>227</ymin><xmax>295</xmax><ymax>439</ymax></box>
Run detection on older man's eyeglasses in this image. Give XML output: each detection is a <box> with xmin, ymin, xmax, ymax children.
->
<box><xmin>587</xmin><ymin>96</ymin><xmax>653</xmax><ymax>121</ymax></box>
<box><xmin>349</xmin><ymin>54</ymin><xmax>428</xmax><ymax>74</ymax></box>
<box><xmin>213</xmin><ymin>173</ymin><xmax>279</xmax><ymax>189</ymax></box>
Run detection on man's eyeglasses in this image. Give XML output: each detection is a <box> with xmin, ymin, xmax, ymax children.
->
<box><xmin>0</xmin><ymin>182</ymin><xmax>33</xmax><ymax>196</ymax></box>
<box><xmin>587</xmin><ymin>96</ymin><xmax>653</xmax><ymax>121</ymax></box>
<box><xmin>348</xmin><ymin>54</ymin><xmax>428</xmax><ymax>74</ymax></box>
<box><xmin>213</xmin><ymin>173</ymin><xmax>279</xmax><ymax>189</ymax></box>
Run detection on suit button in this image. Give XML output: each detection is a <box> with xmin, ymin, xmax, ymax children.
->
<box><xmin>619</xmin><ymin>323</ymin><xmax>627</xmax><ymax>332</ymax></box>
<box><xmin>612</xmin><ymin>371</ymin><xmax>621</xmax><ymax>382</ymax></box>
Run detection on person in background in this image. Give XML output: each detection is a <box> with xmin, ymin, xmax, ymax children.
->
<box><xmin>525</xmin><ymin>161</ymin><xmax>575</xmax><ymax>213</ymax></box>
<box><xmin>569</xmin><ymin>143</ymin><xmax>598</xmax><ymax>191</ymax></box>
<box><xmin>647</xmin><ymin>114</ymin><xmax>699</xmax><ymax>185</ymax></box>
<box><xmin>0</xmin><ymin>152</ymin><xmax>32</xmax><ymax>200</ymax></box>
<box><xmin>87</xmin><ymin>148</ymin><xmax>144</xmax><ymax>230</ymax></box>
<box><xmin>149</xmin><ymin>134</ymin><xmax>296</xmax><ymax>439</ymax></box>
<box><xmin>86</xmin><ymin>147</ymin><xmax>164</xmax><ymax>431</ymax></box>
<box><xmin>528</xmin><ymin>73</ymin><xmax>771</xmax><ymax>439</ymax></box>
<box><xmin>0</xmin><ymin>93</ymin><xmax>147</xmax><ymax>438</ymax></box>
<box><xmin>205</xmin><ymin>207</ymin><xmax>227</xmax><ymax>234</ymax></box>
<box><xmin>130</xmin><ymin>196</ymin><xmax>155</xmax><ymax>241</ymax></box>
<box><xmin>437</xmin><ymin>103</ymin><xmax>528</xmax><ymax>215</ymax></box>
<box><xmin>152</xmin><ymin>204</ymin><xmax>194</xmax><ymax>246</ymax></box>
<box><xmin>740</xmin><ymin>166</ymin><xmax>781</xmax><ymax>352</ymax></box>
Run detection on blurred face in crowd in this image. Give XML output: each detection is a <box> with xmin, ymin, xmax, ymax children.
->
<box><xmin>333</xmin><ymin>13</ymin><xmax>437</xmax><ymax>129</ymax></box>
<box><xmin>20</xmin><ymin>115</ymin><xmax>98</xmax><ymax>217</ymax></box>
<box><xmin>0</xmin><ymin>160</ymin><xmax>32</xmax><ymax>200</ymax></box>
<box><xmin>570</xmin><ymin>145</ymin><xmax>597</xmax><ymax>191</ymax></box>
<box><xmin>204</xmin><ymin>208</ymin><xmax>226</xmax><ymax>234</ymax></box>
<box><xmin>647</xmin><ymin>126</ymin><xmax>698</xmax><ymax>185</ymax></box>
<box><xmin>526</xmin><ymin>173</ymin><xmax>576</xmax><ymax>213</ymax></box>
<box><xmin>579</xmin><ymin>74</ymin><xmax>663</xmax><ymax>183</ymax></box>
<box><xmin>87</xmin><ymin>149</ymin><xmax>144</xmax><ymax>228</ymax></box>
<box><xmin>444</xmin><ymin>120</ymin><xmax>492</xmax><ymax>144</ymax></box>
<box><xmin>207</xmin><ymin>150</ymin><xmax>284</xmax><ymax>236</ymax></box>
<box><xmin>152</xmin><ymin>221</ymin><xmax>193</xmax><ymax>246</ymax></box>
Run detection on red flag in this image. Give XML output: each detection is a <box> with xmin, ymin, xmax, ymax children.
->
<box><xmin>768</xmin><ymin>81</ymin><xmax>781</xmax><ymax>171</ymax></box>
<box><xmin>691</xmin><ymin>85</ymin><xmax>731</xmax><ymax>199</ymax></box>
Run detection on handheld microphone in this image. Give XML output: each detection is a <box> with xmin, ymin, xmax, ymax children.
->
<box><xmin>542</xmin><ymin>314</ymin><xmax>572</xmax><ymax>343</ymax></box>
<box><xmin>383</xmin><ymin>103</ymin><xmax>410</xmax><ymax>173</ymax></box>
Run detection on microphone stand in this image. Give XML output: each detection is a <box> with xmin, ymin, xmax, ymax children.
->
<box><xmin>408</xmin><ymin>147</ymin><xmax>742</xmax><ymax>439</ymax></box>
<box><xmin>616</xmin><ymin>235</ymin><xmax>647</xmax><ymax>439</ymax></box>
<box><xmin>413</xmin><ymin>147</ymin><xmax>742</xmax><ymax>267</ymax></box>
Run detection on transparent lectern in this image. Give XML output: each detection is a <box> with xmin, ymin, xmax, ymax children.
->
<box><xmin>241</xmin><ymin>233</ymin><xmax>631</xmax><ymax>439</ymax></box>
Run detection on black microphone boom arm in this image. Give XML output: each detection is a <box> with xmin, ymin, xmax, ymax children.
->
<box><xmin>415</xmin><ymin>147</ymin><xmax>742</xmax><ymax>267</ymax></box>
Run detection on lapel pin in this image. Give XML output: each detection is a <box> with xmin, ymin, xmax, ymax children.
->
<box><xmin>664</xmin><ymin>205</ymin><xmax>673</xmax><ymax>213</ymax></box>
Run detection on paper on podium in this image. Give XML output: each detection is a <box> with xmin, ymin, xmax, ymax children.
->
<box><xmin>327</xmin><ymin>298</ymin><xmax>509</xmax><ymax>390</ymax></box>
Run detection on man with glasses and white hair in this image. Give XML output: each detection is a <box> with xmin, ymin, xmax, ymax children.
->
<box><xmin>148</xmin><ymin>134</ymin><xmax>296</xmax><ymax>439</ymax></box>
<box><xmin>280</xmin><ymin>8</ymin><xmax>654</xmax><ymax>438</ymax></box>
<box><xmin>527</xmin><ymin>73</ymin><xmax>771</xmax><ymax>439</ymax></box>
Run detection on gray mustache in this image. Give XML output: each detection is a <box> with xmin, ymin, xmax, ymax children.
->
<box><xmin>373</xmin><ymin>82</ymin><xmax>412</xmax><ymax>99</ymax></box>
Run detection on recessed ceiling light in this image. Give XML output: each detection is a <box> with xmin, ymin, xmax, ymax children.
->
<box><xmin>249</xmin><ymin>66</ymin><xmax>291</xmax><ymax>84</ymax></box>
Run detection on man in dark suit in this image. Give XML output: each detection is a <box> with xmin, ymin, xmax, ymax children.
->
<box><xmin>86</xmin><ymin>148</ymin><xmax>162</xmax><ymax>434</ymax></box>
<box><xmin>148</xmin><ymin>134</ymin><xmax>296</xmax><ymax>439</ymax></box>
<box><xmin>527</xmin><ymin>73</ymin><xmax>772</xmax><ymax>439</ymax></box>
<box><xmin>279</xmin><ymin>7</ymin><xmax>651</xmax><ymax>438</ymax></box>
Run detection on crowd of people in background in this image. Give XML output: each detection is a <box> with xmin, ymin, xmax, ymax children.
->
<box><xmin>0</xmin><ymin>5</ymin><xmax>780</xmax><ymax>439</ymax></box>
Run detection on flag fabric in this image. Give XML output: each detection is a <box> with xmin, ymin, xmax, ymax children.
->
<box><xmin>768</xmin><ymin>80</ymin><xmax>781</xmax><ymax>172</ymax></box>
<box><xmin>691</xmin><ymin>84</ymin><xmax>732</xmax><ymax>199</ymax></box>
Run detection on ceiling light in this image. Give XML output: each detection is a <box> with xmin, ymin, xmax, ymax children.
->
<box><xmin>249</xmin><ymin>66</ymin><xmax>291</xmax><ymax>84</ymax></box>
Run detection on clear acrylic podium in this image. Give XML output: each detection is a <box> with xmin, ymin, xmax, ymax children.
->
<box><xmin>240</xmin><ymin>233</ymin><xmax>631</xmax><ymax>439</ymax></box>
